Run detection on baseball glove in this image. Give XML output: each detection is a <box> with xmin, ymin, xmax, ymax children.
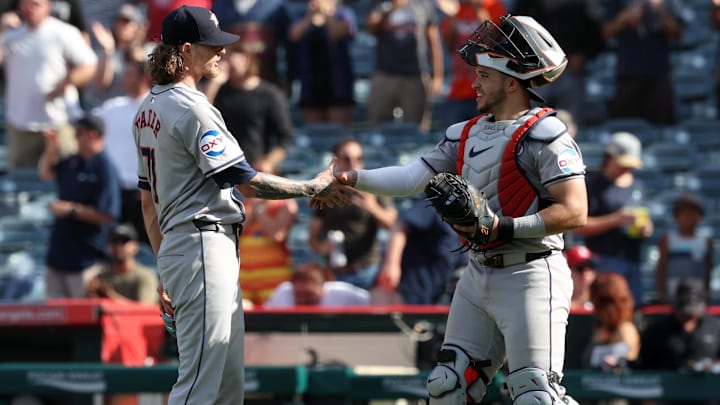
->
<box><xmin>424</xmin><ymin>172</ymin><xmax>496</xmax><ymax>251</ymax></box>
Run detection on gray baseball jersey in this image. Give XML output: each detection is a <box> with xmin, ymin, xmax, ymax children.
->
<box><xmin>133</xmin><ymin>83</ymin><xmax>251</xmax><ymax>234</ymax></box>
<box><xmin>133</xmin><ymin>82</ymin><xmax>253</xmax><ymax>405</ymax></box>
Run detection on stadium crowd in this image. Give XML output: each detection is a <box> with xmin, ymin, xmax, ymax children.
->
<box><xmin>0</xmin><ymin>0</ymin><xmax>720</xmax><ymax>391</ymax></box>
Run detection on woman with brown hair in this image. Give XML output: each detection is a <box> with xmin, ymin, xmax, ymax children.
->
<box><xmin>584</xmin><ymin>271</ymin><xmax>640</xmax><ymax>372</ymax></box>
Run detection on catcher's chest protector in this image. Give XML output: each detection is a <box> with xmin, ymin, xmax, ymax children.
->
<box><xmin>456</xmin><ymin>108</ymin><xmax>553</xmax><ymax>249</ymax></box>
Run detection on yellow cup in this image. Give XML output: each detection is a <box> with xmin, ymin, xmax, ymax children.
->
<box><xmin>627</xmin><ymin>206</ymin><xmax>649</xmax><ymax>238</ymax></box>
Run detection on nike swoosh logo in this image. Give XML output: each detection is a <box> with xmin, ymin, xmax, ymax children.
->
<box><xmin>468</xmin><ymin>145</ymin><xmax>493</xmax><ymax>157</ymax></box>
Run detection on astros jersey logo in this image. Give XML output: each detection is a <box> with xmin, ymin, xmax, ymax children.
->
<box><xmin>557</xmin><ymin>148</ymin><xmax>583</xmax><ymax>173</ymax></box>
<box><xmin>199</xmin><ymin>130</ymin><xmax>226</xmax><ymax>157</ymax></box>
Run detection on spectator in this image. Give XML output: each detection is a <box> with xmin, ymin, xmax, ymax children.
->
<box><xmin>602</xmin><ymin>0</ymin><xmax>685</xmax><ymax>126</ymax></box>
<box><xmin>573</xmin><ymin>131</ymin><xmax>653</xmax><ymax>305</ymax></box>
<box><xmin>79</xmin><ymin>0</ymin><xmax>131</xmax><ymax>31</ymax></box>
<box><xmin>636</xmin><ymin>277</ymin><xmax>720</xmax><ymax>391</ymax></box>
<box><xmin>206</xmin><ymin>39</ymin><xmax>294</xmax><ymax>173</ymax></box>
<box><xmin>584</xmin><ymin>271</ymin><xmax>640</xmax><ymax>371</ymax></box>
<box><xmin>565</xmin><ymin>245</ymin><xmax>597</xmax><ymax>311</ymax></box>
<box><xmin>85</xmin><ymin>222</ymin><xmax>157</xmax><ymax>405</ymax></box>
<box><xmin>1</xmin><ymin>0</ymin><xmax>97</xmax><ymax>171</ymax></box>
<box><xmin>93</xmin><ymin>56</ymin><xmax>151</xmax><ymax>244</ymax></box>
<box><xmin>655</xmin><ymin>193</ymin><xmax>713</xmax><ymax>304</ymax></box>
<box><xmin>0</xmin><ymin>0</ymin><xmax>90</xmax><ymax>38</ymax></box>
<box><xmin>263</xmin><ymin>261</ymin><xmax>370</xmax><ymax>307</ymax></box>
<box><xmin>212</xmin><ymin>0</ymin><xmax>292</xmax><ymax>88</ymax></box>
<box><xmin>373</xmin><ymin>194</ymin><xmax>467</xmax><ymax>305</ymax></box>
<box><xmin>144</xmin><ymin>0</ymin><xmax>211</xmax><ymax>43</ymax></box>
<box><xmin>439</xmin><ymin>0</ymin><xmax>506</xmax><ymax>128</ymax></box>
<box><xmin>86</xmin><ymin>223</ymin><xmax>159</xmax><ymax>304</ymax></box>
<box><xmin>288</xmin><ymin>0</ymin><xmax>357</xmax><ymax>128</ymax></box>
<box><xmin>38</xmin><ymin>113</ymin><xmax>122</xmax><ymax>298</ymax></box>
<box><xmin>308</xmin><ymin>138</ymin><xmax>397</xmax><ymax>290</ymax></box>
<box><xmin>366</xmin><ymin>0</ymin><xmax>444</xmax><ymax>132</ymax></box>
<box><xmin>513</xmin><ymin>0</ymin><xmax>605</xmax><ymax>124</ymax></box>
<box><xmin>238</xmin><ymin>195</ymin><xmax>298</xmax><ymax>306</ymax></box>
<box><xmin>85</xmin><ymin>2</ymin><xmax>147</xmax><ymax>108</ymax></box>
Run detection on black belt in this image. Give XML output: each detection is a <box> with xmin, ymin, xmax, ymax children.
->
<box><xmin>191</xmin><ymin>219</ymin><xmax>242</xmax><ymax>237</ymax></box>
<box><xmin>481</xmin><ymin>250</ymin><xmax>552</xmax><ymax>268</ymax></box>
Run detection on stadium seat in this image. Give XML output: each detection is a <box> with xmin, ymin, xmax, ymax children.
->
<box><xmin>294</xmin><ymin>122</ymin><xmax>352</xmax><ymax>152</ymax></box>
<box><xmin>277</xmin><ymin>145</ymin><xmax>320</xmax><ymax>177</ymax></box>
<box><xmin>576</xmin><ymin>141</ymin><xmax>606</xmax><ymax>172</ymax></box>
<box><xmin>642</xmin><ymin>141</ymin><xmax>699</xmax><ymax>173</ymax></box>
<box><xmin>1</xmin><ymin>168</ymin><xmax>56</xmax><ymax>195</ymax></box>
<box><xmin>360</xmin><ymin>122</ymin><xmax>429</xmax><ymax>153</ymax></box>
<box><xmin>673</xmin><ymin>71</ymin><xmax>712</xmax><ymax>103</ymax></box>
<box><xmin>672</xmin><ymin>118</ymin><xmax>720</xmax><ymax>152</ymax></box>
<box><xmin>350</xmin><ymin>31</ymin><xmax>376</xmax><ymax>79</ymax></box>
<box><xmin>0</xmin><ymin>217</ymin><xmax>48</xmax><ymax>246</ymax></box>
<box><xmin>634</xmin><ymin>168</ymin><xmax>672</xmax><ymax>199</ymax></box>
<box><xmin>598</xmin><ymin>118</ymin><xmax>662</xmax><ymax>143</ymax></box>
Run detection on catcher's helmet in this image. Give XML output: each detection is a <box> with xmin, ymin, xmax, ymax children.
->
<box><xmin>458</xmin><ymin>15</ymin><xmax>567</xmax><ymax>88</ymax></box>
<box><xmin>564</xmin><ymin>245</ymin><xmax>594</xmax><ymax>268</ymax></box>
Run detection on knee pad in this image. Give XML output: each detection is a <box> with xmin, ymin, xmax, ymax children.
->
<box><xmin>506</xmin><ymin>367</ymin><xmax>561</xmax><ymax>405</ymax></box>
<box><xmin>426</xmin><ymin>345</ymin><xmax>490</xmax><ymax>405</ymax></box>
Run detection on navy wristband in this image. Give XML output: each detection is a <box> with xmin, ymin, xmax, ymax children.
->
<box><xmin>497</xmin><ymin>216</ymin><xmax>514</xmax><ymax>241</ymax></box>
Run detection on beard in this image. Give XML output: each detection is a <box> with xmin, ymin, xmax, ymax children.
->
<box><xmin>477</xmin><ymin>88</ymin><xmax>506</xmax><ymax>115</ymax></box>
<box><xmin>203</xmin><ymin>65</ymin><xmax>220</xmax><ymax>79</ymax></box>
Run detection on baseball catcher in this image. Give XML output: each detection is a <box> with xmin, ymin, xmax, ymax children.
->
<box><xmin>322</xmin><ymin>13</ymin><xmax>587</xmax><ymax>405</ymax></box>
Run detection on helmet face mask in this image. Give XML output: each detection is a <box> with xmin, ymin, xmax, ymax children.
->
<box><xmin>458</xmin><ymin>15</ymin><xmax>567</xmax><ymax>88</ymax></box>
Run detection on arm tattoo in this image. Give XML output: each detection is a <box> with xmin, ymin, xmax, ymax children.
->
<box><xmin>250</xmin><ymin>172</ymin><xmax>326</xmax><ymax>199</ymax></box>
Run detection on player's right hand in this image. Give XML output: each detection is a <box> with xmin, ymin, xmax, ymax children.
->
<box><xmin>309</xmin><ymin>158</ymin><xmax>359</xmax><ymax>209</ymax></box>
<box><xmin>157</xmin><ymin>281</ymin><xmax>174</xmax><ymax>317</ymax></box>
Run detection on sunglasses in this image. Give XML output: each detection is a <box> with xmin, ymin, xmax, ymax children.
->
<box><xmin>571</xmin><ymin>260</ymin><xmax>595</xmax><ymax>272</ymax></box>
<box><xmin>110</xmin><ymin>237</ymin><xmax>132</xmax><ymax>244</ymax></box>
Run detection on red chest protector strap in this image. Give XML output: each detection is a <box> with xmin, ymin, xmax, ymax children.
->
<box><xmin>456</xmin><ymin>108</ymin><xmax>554</xmax><ymax>250</ymax></box>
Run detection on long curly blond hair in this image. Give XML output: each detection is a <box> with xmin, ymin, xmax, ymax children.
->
<box><xmin>147</xmin><ymin>43</ymin><xmax>186</xmax><ymax>85</ymax></box>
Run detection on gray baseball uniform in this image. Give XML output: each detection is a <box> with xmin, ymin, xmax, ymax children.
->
<box><xmin>420</xmin><ymin>107</ymin><xmax>585</xmax><ymax>402</ymax></box>
<box><xmin>133</xmin><ymin>82</ymin><xmax>255</xmax><ymax>404</ymax></box>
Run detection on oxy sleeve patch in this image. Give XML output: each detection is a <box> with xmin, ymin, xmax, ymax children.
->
<box><xmin>199</xmin><ymin>129</ymin><xmax>226</xmax><ymax>157</ymax></box>
<box><xmin>557</xmin><ymin>148</ymin><xmax>584</xmax><ymax>173</ymax></box>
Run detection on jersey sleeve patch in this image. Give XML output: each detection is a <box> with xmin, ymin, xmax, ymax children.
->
<box><xmin>557</xmin><ymin>148</ymin><xmax>584</xmax><ymax>174</ymax></box>
<box><xmin>199</xmin><ymin>129</ymin><xmax>226</xmax><ymax>157</ymax></box>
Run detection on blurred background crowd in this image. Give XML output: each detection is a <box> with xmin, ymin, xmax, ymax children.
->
<box><xmin>3</xmin><ymin>2</ymin><xmax>720</xmax><ymax>405</ymax></box>
<box><xmin>0</xmin><ymin>0</ymin><xmax>719</xmax><ymax>321</ymax></box>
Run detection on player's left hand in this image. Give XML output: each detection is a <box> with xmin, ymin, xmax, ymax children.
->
<box><xmin>309</xmin><ymin>158</ymin><xmax>359</xmax><ymax>209</ymax></box>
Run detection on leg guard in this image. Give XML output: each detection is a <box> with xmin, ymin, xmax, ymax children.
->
<box><xmin>427</xmin><ymin>345</ymin><xmax>490</xmax><ymax>405</ymax></box>
<box><xmin>505</xmin><ymin>368</ymin><xmax>562</xmax><ymax>405</ymax></box>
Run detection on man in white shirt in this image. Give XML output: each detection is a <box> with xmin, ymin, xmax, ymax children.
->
<box><xmin>0</xmin><ymin>0</ymin><xmax>97</xmax><ymax>170</ymax></box>
<box><xmin>264</xmin><ymin>261</ymin><xmax>370</xmax><ymax>307</ymax></box>
<box><xmin>93</xmin><ymin>56</ymin><xmax>151</xmax><ymax>243</ymax></box>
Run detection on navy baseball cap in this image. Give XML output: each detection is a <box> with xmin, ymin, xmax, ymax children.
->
<box><xmin>161</xmin><ymin>6</ymin><xmax>239</xmax><ymax>47</ymax></box>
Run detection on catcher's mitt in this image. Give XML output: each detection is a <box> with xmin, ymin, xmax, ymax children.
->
<box><xmin>424</xmin><ymin>172</ymin><xmax>496</xmax><ymax>251</ymax></box>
